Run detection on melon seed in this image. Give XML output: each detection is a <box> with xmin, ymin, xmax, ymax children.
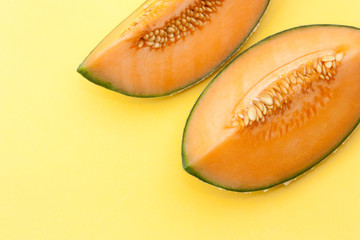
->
<box><xmin>256</xmin><ymin>106</ymin><xmax>264</xmax><ymax>119</ymax></box>
<box><xmin>289</xmin><ymin>75</ymin><xmax>297</xmax><ymax>84</ymax></box>
<box><xmin>253</xmin><ymin>99</ymin><xmax>264</xmax><ymax>111</ymax></box>
<box><xmin>260</xmin><ymin>94</ymin><xmax>273</xmax><ymax>106</ymax></box>
<box><xmin>316</xmin><ymin>64</ymin><xmax>322</xmax><ymax>73</ymax></box>
<box><xmin>325</xmin><ymin>61</ymin><xmax>332</xmax><ymax>68</ymax></box>
<box><xmin>336</xmin><ymin>52</ymin><xmax>344</xmax><ymax>61</ymax></box>
<box><xmin>244</xmin><ymin>114</ymin><xmax>249</xmax><ymax>126</ymax></box>
<box><xmin>272</xmin><ymin>85</ymin><xmax>281</xmax><ymax>93</ymax></box>
<box><xmin>137</xmin><ymin>40</ymin><xmax>144</xmax><ymax>48</ymax></box>
<box><xmin>248</xmin><ymin>105</ymin><xmax>257</xmax><ymax>121</ymax></box>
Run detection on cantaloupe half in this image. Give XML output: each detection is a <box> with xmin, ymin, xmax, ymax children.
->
<box><xmin>182</xmin><ymin>25</ymin><xmax>360</xmax><ymax>192</ymax></box>
<box><xmin>77</xmin><ymin>0</ymin><xmax>270</xmax><ymax>97</ymax></box>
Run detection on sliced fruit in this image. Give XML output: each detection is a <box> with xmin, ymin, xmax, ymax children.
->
<box><xmin>182</xmin><ymin>25</ymin><xmax>360</xmax><ymax>192</ymax></box>
<box><xmin>77</xmin><ymin>0</ymin><xmax>270</xmax><ymax>97</ymax></box>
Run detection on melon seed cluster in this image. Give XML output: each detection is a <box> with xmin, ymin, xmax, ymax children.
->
<box><xmin>229</xmin><ymin>51</ymin><xmax>345</xmax><ymax>129</ymax></box>
<box><xmin>137</xmin><ymin>0</ymin><xmax>224</xmax><ymax>49</ymax></box>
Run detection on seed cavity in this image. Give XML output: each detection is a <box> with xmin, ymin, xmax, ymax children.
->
<box><xmin>229</xmin><ymin>51</ymin><xmax>345</xmax><ymax>129</ymax></box>
<box><xmin>137</xmin><ymin>0</ymin><xmax>224</xmax><ymax>49</ymax></box>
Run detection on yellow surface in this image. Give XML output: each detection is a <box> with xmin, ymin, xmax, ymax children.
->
<box><xmin>1</xmin><ymin>0</ymin><xmax>360</xmax><ymax>239</ymax></box>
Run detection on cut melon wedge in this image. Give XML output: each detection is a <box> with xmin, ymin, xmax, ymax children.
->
<box><xmin>77</xmin><ymin>0</ymin><xmax>270</xmax><ymax>97</ymax></box>
<box><xmin>182</xmin><ymin>25</ymin><xmax>360</xmax><ymax>191</ymax></box>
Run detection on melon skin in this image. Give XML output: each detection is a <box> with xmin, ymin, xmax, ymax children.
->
<box><xmin>182</xmin><ymin>25</ymin><xmax>360</xmax><ymax>192</ymax></box>
<box><xmin>77</xmin><ymin>67</ymin><xmax>117</xmax><ymax>93</ymax></box>
<box><xmin>77</xmin><ymin>0</ymin><xmax>270</xmax><ymax>98</ymax></box>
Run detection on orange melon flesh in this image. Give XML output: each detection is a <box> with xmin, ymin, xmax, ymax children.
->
<box><xmin>77</xmin><ymin>0</ymin><xmax>269</xmax><ymax>97</ymax></box>
<box><xmin>182</xmin><ymin>25</ymin><xmax>360</xmax><ymax>191</ymax></box>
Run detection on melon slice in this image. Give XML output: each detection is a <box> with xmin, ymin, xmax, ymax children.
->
<box><xmin>182</xmin><ymin>25</ymin><xmax>360</xmax><ymax>191</ymax></box>
<box><xmin>77</xmin><ymin>0</ymin><xmax>270</xmax><ymax>97</ymax></box>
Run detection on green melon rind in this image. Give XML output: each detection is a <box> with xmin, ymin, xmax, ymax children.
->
<box><xmin>77</xmin><ymin>66</ymin><xmax>116</xmax><ymax>92</ymax></box>
<box><xmin>182</xmin><ymin>24</ymin><xmax>360</xmax><ymax>192</ymax></box>
<box><xmin>77</xmin><ymin>0</ymin><xmax>270</xmax><ymax>98</ymax></box>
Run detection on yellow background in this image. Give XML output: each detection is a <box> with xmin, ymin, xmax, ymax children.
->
<box><xmin>1</xmin><ymin>0</ymin><xmax>360</xmax><ymax>239</ymax></box>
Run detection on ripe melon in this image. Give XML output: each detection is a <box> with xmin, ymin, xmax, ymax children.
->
<box><xmin>182</xmin><ymin>25</ymin><xmax>360</xmax><ymax>191</ymax></box>
<box><xmin>77</xmin><ymin>0</ymin><xmax>270</xmax><ymax>97</ymax></box>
